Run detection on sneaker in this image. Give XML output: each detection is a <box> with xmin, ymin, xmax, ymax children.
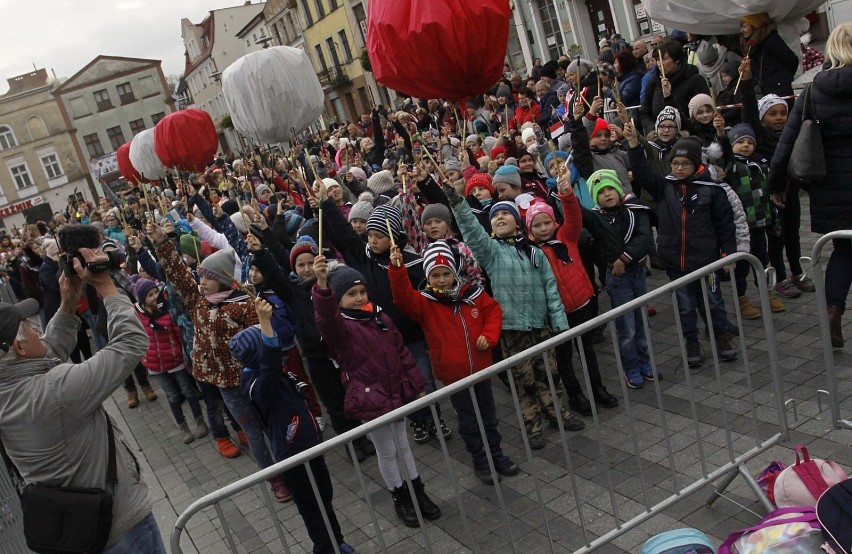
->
<box><xmin>315</xmin><ymin>415</ymin><xmax>326</xmax><ymax>432</ymax></box>
<box><xmin>493</xmin><ymin>455</ymin><xmax>520</xmax><ymax>476</ymax></box>
<box><xmin>768</xmin><ymin>292</ymin><xmax>786</xmax><ymax>313</ymax></box>
<box><xmin>269</xmin><ymin>478</ymin><xmax>292</xmax><ymax>503</ymax></box>
<box><xmin>715</xmin><ymin>336</ymin><xmax>737</xmax><ymax>361</ymax></box>
<box><xmin>773</xmin><ymin>280</ymin><xmax>802</xmax><ymax>299</ymax></box>
<box><xmin>338</xmin><ymin>543</ymin><xmax>355</xmax><ymax>554</ymax></box>
<box><xmin>624</xmin><ymin>369</ymin><xmax>644</xmax><ymax>389</ymax></box>
<box><xmin>528</xmin><ymin>432</ymin><xmax>545</xmax><ymax>450</ymax></box>
<box><xmin>215</xmin><ymin>437</ymin><xmax>241</xmax><ymax>458</ymax></box>
<box><xmin>686</xmin><ymin>342</ymin><xmax>703</xmax><ymax>368</ymax></box>
<box><xmin>411</xmin><ymin>422</ymin><xmax>430</xmax><ymax>444</ymax></box>
<box><xmin>639</xmin><ymin>362</ymin><xmax>660</xmax><ymax>381</ymax></box>
<box><xmin>429</xmin><ymin>420</ymin><xmax>453</xmax><ymax>440</ymax></box>
<box><xmin>236</xmin><ymin>430</ymin><xmax>249</xmax><ymax>446</ymax></box>
<box><xmin>791</xmin><ymin>274</ymin><xmax>816</xmax><ymax>292</ymax></box>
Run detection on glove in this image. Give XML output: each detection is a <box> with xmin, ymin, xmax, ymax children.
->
<box><xmin>442</xmin><ymin>181</ymin><xmax>464</xmax><ymax>207</ymax></box>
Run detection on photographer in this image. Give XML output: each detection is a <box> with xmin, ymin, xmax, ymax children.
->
<box><xmin>0</xmin><ymin>247</ymin><xmax>162</xmax><ymax>552</ymax></box>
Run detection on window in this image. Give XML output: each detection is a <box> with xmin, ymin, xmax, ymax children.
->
<box><xmin>151</xmin><ymin>112</ymin><xmax>166</xmax><ymax>125</ymax></box>
<box><xmin>0</xmin><ymin>125</ymin><xmax>17</xmax><ymax>150</ymax></box>
<box><xmin>8</xmin><ymin>161</ymin><xmax>33</xmax><ymax>189</ymax></box>
<box><xmin>106</xmin><ymin>126</ymin><xmax>125</xmax><ymax>150</ymax></box>
<box><xmin>40</xmin><ymin>153</ymin><xmax>63</xmax><ymax>179</ymax></box>
<box><xmin>338</xmin><ymin>30</ymin><xmax>352</xmax><ymax>61</ymax></box>
<box><xmin>314</xmin><ymin>0</ymin><xmax>325</xmax><ymax>18</ymax></box>
<box><xmin>188</xmin><ymin>40</ymin><xmax>200</xmax><ymax>60</ymax></box>
<box><xmin>301</xmin><ymin>0</ymin><xmax>313</xmax><ymax>26</ymax></box>
<box><xmin>327</xmin><ymin>37</ymin><xmax>340</xmax><ymax>67</ymax></box>
<box><xmin>116</xmin><ymin>82</ymin><xmax>135</xmax><ymax>104</ymax></box>
<box><xmin>129</xmin><ymin>119</ymin><xmax>146</xmax><ymax>135</ymax></box>
<box><xmin>83</xmin><ymin>133</ymin><xmax>104</xmax><ymax>158</ymax></box>
<box><xmin>93</xmin><ymin>89</ymin><xmax>113</xmax><ymax>112</ymax></box>
<box><xmin>329</xmin><ymin>0</ymin><xmax>338</xmax><ymax>9</ymax></box>
<box><xmin>314</xmin><ymin>44</ymin><xmax>327</xmax><ymax>70</ymax></box>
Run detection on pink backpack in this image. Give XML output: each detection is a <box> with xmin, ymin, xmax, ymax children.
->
<box><xmin>767</xmin><ymin>445</ymin><xmax>848</xmax><ymax>508</ymax></box>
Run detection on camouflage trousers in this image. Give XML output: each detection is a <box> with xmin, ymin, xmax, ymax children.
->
<box><xmin>500</xmin><ymin>328</ymin><xmax>568</xmax><ymax>435</ymax></box>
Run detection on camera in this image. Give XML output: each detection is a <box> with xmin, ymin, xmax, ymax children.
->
<box><xmin>56</xmin><ymin>223</ymin><xmax>124</xmax><ymax>276</ymax></box>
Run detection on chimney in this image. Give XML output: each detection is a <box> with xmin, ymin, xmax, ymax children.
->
<box><xmin>5</xmin><ymin>69</ymin><xmax>49</xmax><ymax>95</ymax></box>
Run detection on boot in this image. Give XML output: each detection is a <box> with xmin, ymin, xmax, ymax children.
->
<box><xmin>127</xmin><ymin>390</ymin><xmax>139</xmax><ymax>409</ymax></box>
<box><xmin>592</xmin><ymin>386</ymin><xmax>619</xmax><ymax>409</ymax></box>
<box><xmin>194</xmin><ymin>416</ymin><xmax>209</xmax><ymax>439</ymax></box>
<box><xmin>768</xmin><ymin>292</ymin><xmax>786</xmax><ymax>313</ymax></box>
<box><xmin>215</xmin><ymin>437</ymin><xmax>241</xmax><ymax>458</ymax></box>
<box><xmin>568</xmin><ymin>392</ymin><xmax>592</xmax><ymax>417</ymax></box>
<box><xmin>179</xmin><ymin>422</ymin><xmax>195</xmax><ymax>444</ymax></box>
<box><xmin>269</xmin><ymin>476</ymin><xmax>292</xmax><ymax>503</ymax></box>
<box><xmin>391</xmin><ymin>486</ymin><xmax>420</xmax><ymax>527</ymax></box>
<box><xmin>739</xmin><ymin>296</ymin><xmax>762</xmax><ymax>320</ymax></box>
<box><xmin>410</xmin><ymin>477</ymin><xmax>441</xmax><ymax>520</ymax></box>
<box><xmin>828</xmin><ymin>305</ymin><xmax>844</xmax><ymax>348</ymax></box>
<box><xmin>142</xmin><ymin>386</ymin><xmax>158</xmax><ymax>402</ymax></box>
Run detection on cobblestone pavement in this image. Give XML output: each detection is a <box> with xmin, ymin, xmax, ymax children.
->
<box><xmin>105</xmin><ymin>193</ymin><xmax>851</xmax><ymax>554</ymax></box>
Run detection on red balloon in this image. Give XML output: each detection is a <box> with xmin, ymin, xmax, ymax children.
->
<box><xmin>154</xmin><ymin>108</ymin><xmax>218</xmax><ymax>172</ymax></box>
<box><xmin>367</xmin><ymin>0</ymin><xmax>510</xmax><ymax>100</ymax></box>
<box><xmin>116</xmin><ymin>142</ymin><xmax>143</xmax><ymax>183</ymax></box>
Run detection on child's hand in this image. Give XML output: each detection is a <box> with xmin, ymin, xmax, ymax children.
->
<box><xmin>246</xmin><ymin>234</ymin><xmax>262</xmax><ymax>252</ymax></box>
<box><xmin>163</xmin><ymin>220</ymin><xmax>175</xmax><ymax>235</ymax></box>
<box><xmin>622</xmin><ymin>118</ymin><xmax>639</xmax><ymax>147</ymax></box>
<box><xmin>255</xmin><ymin>297</ymin><xmax>273</xmax><ymax>322</ymax></box>
<box><xmin>713</xmin><ymin>112</ymin><xmax>726</xmax><ymax>136</ymax></box>
<box><xmin>315</xmin><ymin>179</ymin><xmax>328</xmax><ymax>201</ymax></box>
<box><xmin>127</xmin><ymin>235</ymin><xmax>143</xmax><ymax>253</ymax></box>
<box><xmin>146</xmin><ymin>223</ymin><xmax>167</xmax><ymax>245</ymax></box>
<box><xmin>590</xmin><ymin>96</ymin><xmax>603</xmax><ymax>117</ymax></box>
<box><xmin>612</xmin><ymin>259</ymin><xmax>626</xmax><ymax>276</ymax></box>
<box><xmin>661</xmin><ymin>77</ymin><xmax>672</xmax><ymax>98</ymax></box>
<box><xmin>557</xmin><ymin>175</ymin><xmax>573</xmax><ymax>196</ymax></box>
<box><xmin>739</xmin><ymin>58</ymin><xmax>751</xmax><ymax>81</ymax></box>
<box><xmin>389</xmin><ymin>246</ymin><xmax>403</xmax><ymax>267</ymax></box>
<box><xmin>475</xmin><ymin>336</ymin><xmax>489</xmax><ymax>350</ymax></box>
<box><xmin>313</xmin><ymin>254</ymin><xmax>328</xmax><ymax>287</ymax></box>
<box><xmin>573</xmin><ymin>97</ymin><xmax>585</xmax><ymax>120</ymax></box>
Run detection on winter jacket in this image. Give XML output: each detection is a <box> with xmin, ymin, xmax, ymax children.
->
<box><xmin>640</xmin><ymin>62</ymin><xmax>710</xmax><ymax>137</ymax></box>
<box><xmin>510</xmin><ymin>103</ymin><xmax>541</xmax><ymax>132</ymax></box>
<box><xmin>769</xmin><ymin>66</ymin><xmax>852</xmax><ymax>234</ymax></box>
<box><xmin>628</xmin><ymin>144</ymin><xmax>736</xmax><ymax>272</ymax></box>
<box><xmin>38</xmin><ymin>257</ymin><xmax>61</xmax><ymax>324</ymax></box>
<box><xmin>748</xmin><ymin>30</ymin><xmax>799</xmax><ymax>97</ymax></box>
<box><xmin>720</xmin><ymin>182</ymin><xmax>751</xmax><ymax>254</ymax></box>
<box><xmin>728</xmin><ymin>155</ymin><xmax>771</xmax><ymax>229</ymax></box>
<box><xmin>312</xmin><ymin>286</ymin><xmax>426</xmax><ymax>420</ymax></box>
<box><xmin>617</xmin><ymin>67</ymin><xmax>645</xmax><ymax>108</ymax></box>
<box><xmin>156</xmin><ymin>239</ymin><xmax>257</xmax><ymax>388</ymax></box>
<box><xmin>134</xmin><ymin>301</ymin><xmax>185</xmax><ymax>373</ymax></box>
<box><xmin>388</xmin><ymin>265</ymin><xmax>501</xmax><ymax>385</ymax></box>
<box><xmin>581</xmin><ymin>194</ymin><xmax>654</xmax><ymax>269</ymax></box>
<box><xmin>740</xmin><ymin>78</ymin><xmax>781</xmax><ymax>160</ymax></box>
<box><xmin>569</xmin><ymin>116</ymin><xmax>632</xmax><ymax>191</ymax></box>
<box><xmin>450</xmin><ymin>198</ymin><xmax>568</xmax><ymax>332</ymax></box>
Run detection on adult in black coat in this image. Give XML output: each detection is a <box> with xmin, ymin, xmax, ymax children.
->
<box><xmin>740</xmin><ymin>14</ymin><xmax>799</xmax><ymax>97</ymax></box>
<box><xmin>768</xmin><ymin>23</ymin><xmax>852</xmax><ymax>347</ymax></box>
<box><xmin>639</xmin><ymin>41</ymin><xmax>710</xmax><ymax>137</ymax></box>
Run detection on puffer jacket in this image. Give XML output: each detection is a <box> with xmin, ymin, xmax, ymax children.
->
<box><xmin>640</xmin><ymin>62</ymin><xmax>710</xmax><ymax>136</ymax></box>
<box><xmin>134</xmin><ymin>301</ymin><xmax>184</xmax><ymax>373</ymax></box>
<box><xmin>312</xmin><ymin>286</ymin><xmax>426</xmax><ymax>421</ymax></box>
<box><xmin>388</xmin><ymin>265</ymin><xmax>502</xmax><ymax>384</ymax></box>
<box><xmin>768</xmin><ymin>66</ymin><xmax>852</xmax><ymax>234</ymax></box>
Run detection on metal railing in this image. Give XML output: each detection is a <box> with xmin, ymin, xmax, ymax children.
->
<box><xmin>169</xmin><ymin>252</ymin><xmax>788</xmax><ymax>553</ymax></box>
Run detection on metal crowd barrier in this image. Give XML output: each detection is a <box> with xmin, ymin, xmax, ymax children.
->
<box><xmin>803</xmin><ymin>229</ymin><xmax>852</xmax><ymax>431</ymax></box>
<box><xmin>0</xmin><ymin>466</ymin><xmax>30</xmax><ymax>553</ymax></box>
<box><xmin>171</xmin><ymin>252</ymin><xmax>789</xmax><ymax>553</ymax></box>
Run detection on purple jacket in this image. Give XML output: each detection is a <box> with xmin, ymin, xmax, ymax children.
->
<box><xmin>312</xmin><ymin>286</ymin><xmax>426</xmax><ymax>420</ymax></box>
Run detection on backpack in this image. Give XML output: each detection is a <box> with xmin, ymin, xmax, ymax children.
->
<box><xmin>718</xmin><ymin>507</ymin><xmax>824</xmax><ymax>554</ymax></box>
<box><xmin>641</xmin><ymin>528</ymin><xmax>715</xmax><ymax>554</ymax></box>
<box><xmin>768</xmin><ymin>445</ymin><xmax>848</xmax><ymax>508</ymax></box>
<box><xmin>816</xmin><ymin>479</ymin><xmax>852</xmax><ymax>554</ymax></box>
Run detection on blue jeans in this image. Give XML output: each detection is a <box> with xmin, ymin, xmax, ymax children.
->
<box><xmin>220</xmin><ymin>386</ymin><xmax>275</xmax><ymax>469</ymax></box>
<box><xmin>606</xmin><ymin>267</ymin><xmax>649</xmax><ymax>372</ymax></box>
<box><xmin>198</xmin><ymin>381</ymin><xmax>240</xmax><ymax>439</ymax></box>
<box><xmin>152</xmin><ymin>369</ymin><xmax>203</xmax><ymax>425</ymax></box>
<box><xmin>103</xmin><ymin>512</ymin><xmax>166</xmax><ymax>554</ymax></box>
<box><xmin>449</xmin><ymin>380</ymin><xmax>503</xmax><ymax>468</ymax></box>
<box><xmin>79</xmin><ymin>308</ymin><xmax>107</xmax><ymax>350</ymax></box>
<box><xmin>667</xmin><ymin>269</ymin><xmax>729</xmax><ymax>343</ymax></box>
<box><xmin>405</xmin><ymin>338</ymin><xmax>442</xmax><ymax>424</ymax></box>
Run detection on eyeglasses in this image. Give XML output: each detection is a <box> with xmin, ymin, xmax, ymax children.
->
<box><xmin>658</xmin><ymin>125</ymin><xmax>677</xmax><ymax>131</ymax></box>
<box><xmin>670</xmin><ymin>161</ymin><xmax>695</xmax><ymax>169</ymax></box>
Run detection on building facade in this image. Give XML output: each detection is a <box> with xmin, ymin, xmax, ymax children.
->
<box><xmin>0</xmin><ymin>69</ymin><xmax>92</xmax><ymax>230</ymax></box>
<box><xmin>51</xmin><ymin>56</ymin><xmax>175</xmax><ymax>193</ymax></box>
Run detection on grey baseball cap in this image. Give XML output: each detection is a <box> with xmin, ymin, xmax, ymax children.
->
<box><xmin>0</xmin><ymin>298</ymin><xmax>40</xmax><ymax>352</ymax></box>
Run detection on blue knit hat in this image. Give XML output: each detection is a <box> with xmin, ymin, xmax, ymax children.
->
<box><xmin>492</xmin><ymin>165</ymin><xmax>521</xmax><ymax>189</ymax></box>
<box><xmin>229</xmin><ymin>325</ymin><xmax>264</xmax><ymax>369</ymax></box>
<box><xmin>727</xmin><ymin>123</ymin><xmax>757</xmax><ymax>146</ymax></box>
<box><xmin>543</xmin><ymin>150</ymin><xmax>570</xmax><ymax>178</ymax></box>
<box><xmin>488</xmin><ymin>201</ymin><xmax>523</xmax><ymax>230</ymax></box>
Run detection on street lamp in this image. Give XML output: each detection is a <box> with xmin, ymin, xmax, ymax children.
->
<box><xmin>256</xmin><ymin>36</ymin><xmax>274</xmax><ymax>49</ymax></box>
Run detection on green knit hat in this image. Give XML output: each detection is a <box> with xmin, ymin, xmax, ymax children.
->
<box><xmin>179</xmin><ymin>233</ymin><xmax>203</xmax><ymax>261</ymax></box>
<box><xmin>588</xmin><ymin>169</ymin><xmax>624</xmax><ymax>204</ymax></box>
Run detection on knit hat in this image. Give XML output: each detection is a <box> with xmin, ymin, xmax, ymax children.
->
<box><xmin>133</xmin><ymin>277</ymin><xmax>158</xmax><ymax>303</ymax></box>
<box><xmin>588</xmin><ymin>169</ymin><xmax>625</xmax><ymax>202</ymax></box>
<box><xmin>741</xmin><ymin>13</ymin><xmax>771</xmax><ymax>30</ymax></box>
<box><xmin>367</xmin><ymin>170</ymin><xmax>396</xmax><ymax>196</ymax></box>
<box><xmin>517</xmin><ymin>150</ymin><xmax>535</xmax><ymax>164</ymax></box>
<box><xmin>557</xmin><ymin>83</ymin><xmax>571</xmax><ymax>96</ymax></box>
<box><xmin>656</xmin><ymin>106</ymin><xmax>682</xmax><ymax>132</ymax></box>
<box><xmin>443</xmin><ymin>158</ymin><xmax>462</xmax><ymax>173</ymax></box>
<box><xmin>198</xmin><ymin>247</ymin><xmax>236</xmax><ymax>287</ymax></box>
<box><xmin>489</xmin><ymin>145</ymin><xmax>506</xmax><ymax>160</ymax></box>
<box><xmin>521</xmin><ymin>127</ymin><xmax>537</xmax><ymax>146</ymax></box>
<box><xmin>327</xmin><ymin>264</ymin><xmax>366</xmax><ymax>303</ymax></box>
<box><xmin>163</xmin><ymin>188</ymin><xmax>175</xmax><ymax>198</ymax></box>
<box><xmin>230</xmin><ymin>212</ymin><xmax>249</xmax><ymax>234</ymax></box>
<box><xmin>366</xmin><ymin>204</ymin><xmax>403</xmax><ymax>240</ymax></box>
<box><xmin>492</xmin><ymin>165</ymin><xmax>522</xmax><ymax>189</ymax></box>
<box><xmin>348</xmin><ymin>166</ymin><xmax>367</xmax><ymax>183</ymax></box>
<box><xmin>421</xmin><ymin>203</ymin><xmax>452</xmax><ymax>226</ymax></box>
<box><xmin>483</xmin><ymin>136</ymin><xmax>497</xmax><ymax>154</ymax></box>
<box><xmin>495</xmin><ymin>83</ymin><xmax>512</xmax><ymax>100</ymax></box>
<box><xmin>525</xmin><ymin>201</ymin><xmax>557</xmax><ymax>230</ymax></box>
<box><xmin>322</xmin><ymin>178</ymin><xmax>341</xmax><ymax>191</ymax></box>
<box><xmin>697</xmin><ymin>43</ymin><xmax>720</xmax><ymax>66</ymax></box>
<box><xmin>289</xmin><ymin>235</ymin><xmax>319</xmax><ymax>268</ymax></box>
<box><xmin>422</xmin><ymin>240</ymin><xmax>458</xmax><ymax>279</ymax></box>
<box><xmin>721</xmin><ymin>60</ymin><xmax>740</xmax><ymax>79</ymax></box>
<box><xmin>221</xmin><ymin>199</ymin><xmax>239</xmax><ymax>216</ymax></box>
<box><xmin>466</xmin><ymin>134</ymin><xmax>481</xmax><ymax>146</ymax></box>
<box><xmin>465</xmin><ymin>172</ymin><xmax>495</xmax><ymax>196</ymax></box>
<box><xmin>591</xmin><ymin>117</ymin><xmax>610</xmax><ymax>138</ymax></box>
<box><xmin>543</xmin><ymin>150</ymin><xmax>570</xmax><ymax>178</ymax></box>
<box><xmin>229</xmin><ymin>325</ymin><xmax>263</xmax><ymax>369</ymax></box>
<box><xmin>688</xmin><ymin>94</ymin><xmax>715</xmax><ymax>119</ymax></box>
<box><xmin>670</xmin><ymin>136</ymin><xmax>704</xmax><ymax>167</ymax></box>
<box><xmin>727</xmin><ymin>123</ymin><xmax>756</xmax><ymax>145</ymax></box>
<box><xmin>255</xmin><ymin>184</ymin><xmax>272</xmax><ymax>197</ymax></box>
<box><xmin>758</xmin><ymin>94</ymin><xmax>788</xmax><ymax>121</ymax></box>
<box><xmin>567</xmin><ymin>58</ymin><xmax>594</xmax><ymax>79</ymax></box>
<box><xmin>283</xmin><ymin>210</ymin><xmax>305</xmax><ymax>237</ymax></box>
<box><xmin>503</xmin><ymin>156</ymin><xmax>518</xmax><ymax>167</ymax></box>
<box><xmin>541</xmin><ymin>60</ymin><xmax>558</xmax><ymax>79</ymax></box>
<box><xmin>348</xmin><ymin>192</ymin><xmax>374</xmax><ymax>222</ymax></box>
<box><xmin>179</xmin><ymin>234</ymin><xmax>203</xmax><ymax>260</ymax></box>
<box><xmin>489</xmin><ymin>201</ymin><xmax>523</xmax><ymax>230</ymax></box>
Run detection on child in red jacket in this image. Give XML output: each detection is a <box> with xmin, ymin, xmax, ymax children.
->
<box><xmin>526</xmin><ymin>199</ymin><xmax>619</xmax><ymax>416</ymax></box>
<box><xmin>132</xmin><ymin>277</ymin><xmax>207</xmax><ymax>444</ymax></box>
<box><xmin>388</xmin><ymin>241</ymin><xmax>518</xmax><ymax>486</ymax></box>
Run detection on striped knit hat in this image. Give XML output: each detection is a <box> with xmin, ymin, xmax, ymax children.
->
<box><xmin>229</xmin><ymin>325</ymin><xmax>263</xmax><ymax>369</ymax></box>
<box><xmin>366</xmin><ymin>204</ymin><xmax>403</xmax><ymax>240</ymax></box>
<box><xmin>422</xmin><ymin>240</ymin><xmax>458</xmax><ymax>280</ymax></box>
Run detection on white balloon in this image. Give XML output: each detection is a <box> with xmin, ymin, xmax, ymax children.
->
<box><xmin>643</xmin><ymin>0</ymin><xmax>824</xmax><ymax>35</ymax></box>
<box><xmin>222</xmin><ymin>46</ymin><xmax>324</xmax><ymax>143</ymax></box>
<box><xmin>129</xmin><ymin>129</ymin><xmax>167</xmax><ymax>181</ymax></box>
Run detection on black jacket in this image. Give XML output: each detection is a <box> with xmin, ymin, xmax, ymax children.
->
<box><xmin>768</xmin><ymin>66</ymin><xmax>852</xmax><ymax>233</ymax></box>
<box><xmin>749</xmin><ymin>30</ymin><xmax>799</xmax><ymax>97</ymax></box>
<box><xmin>739</xmin><ymin>78</ymin><xmax>781</xmax><ymax>160</ymax></box>
<box><xmin>628</xmin><ymin>145</ymin><xmax>736</xmax><ymax>272</ymax></box>
<box><xmin>581</xmin><ymin>195</ymin><xmax>654</xmax><ymax>268</ymax></box>
<box><xmin>640</xmin><ymin>62</ymin><xmax>710</xmax><ymax>136</ymax></box>
<box><xmin>38</xmin><ymin>258</ymin><xmax>61</xmax><ymax>325</ymax></box>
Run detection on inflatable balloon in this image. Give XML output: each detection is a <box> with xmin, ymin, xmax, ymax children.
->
<box><xmin>154</xmin><ymin>108</ymin><xmax>218</xmax><ymax>172</ymax></box>
<box><xmin>116</xmin><ymin>142</ymin><xmax>142</xmax><ymax>183</ymax></box>
<box><xmin>222</xmin><ymin>46</ymin><xmax>324</xmax><ymax>143</ymax></box>
<box><xmin>367</xmin><ymin>0</ymin><xmax>510</xmax><ymax>99</ymax></box>
<box><xmin>643</xmin><ymin>0</ymin><xmax>824</xmax><ymax>35</ymax></box>
<box><xmin>129</xmin><ymin>129</ymin><xmax>167</xmax><ymax>181</ymax></box>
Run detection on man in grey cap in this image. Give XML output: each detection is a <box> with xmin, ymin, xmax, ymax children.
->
<box><xmin>0</xmin><ymin>248</ymin><xmax>162</xmax><ymax>552</ymax></box>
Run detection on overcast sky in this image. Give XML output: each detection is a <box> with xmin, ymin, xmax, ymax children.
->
<box><xmin>0</xmin><ymin>0</ymin><xmax>254</xmax><ymax>94</ymax></box>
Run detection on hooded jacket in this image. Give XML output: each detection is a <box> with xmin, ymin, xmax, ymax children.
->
<box><xmin>134</xmin><ymin>298</ymin><xmax>185</xmax><ymax>373</ymax></box>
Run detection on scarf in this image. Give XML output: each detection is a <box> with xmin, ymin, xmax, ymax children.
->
<box><xmin>536</xmin><ymin>239</ymin><xmax>572</xmax><ymax>264</ymax></box>
<box><xmin>493</xmin><ymin>235</ymin><xmax>541</xmax><ymax>268</ymax></box>
<box><xmin>420</xmin><ymin>282</ymin><xmax>483</xmax><ymax>305</ymax></box>
<box><xmin>340</xmin><ymin>303</ymin><xmax>386</xmax><ymax>328</ymax></box>
<box><xmin>204</xmin><ymin>289</ymin><xmax>236</xmax><ymax>305</ymax></box>
<box><xmin>0</xmin><ymin>357</ymin><xmax>60</xmax><ymax>384</ymax></box>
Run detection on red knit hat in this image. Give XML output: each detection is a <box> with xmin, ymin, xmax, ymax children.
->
<box><xmin>465</xmin><ymin>172</ymin><xmax>495</xmax><ymax>196</ymax></box>
<box><xmin>490</xmin><ymin>145</ymin><xmax>506</xmax><ymax>160</ymax></box>
<box><xmin>591</xmin><ymin>117</ymin><xmax>610</xmax><ymax>139</ymax></box>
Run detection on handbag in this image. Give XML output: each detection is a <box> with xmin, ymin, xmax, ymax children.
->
<box><xmin>1</xmin><ymin>415</ymin><xmax>117</xmax><ymax>554</ymax></box>
<box><xmin>786</xmin><ymin>84</ymin><xmax>827</xmax><ymax>182</ymax></box>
